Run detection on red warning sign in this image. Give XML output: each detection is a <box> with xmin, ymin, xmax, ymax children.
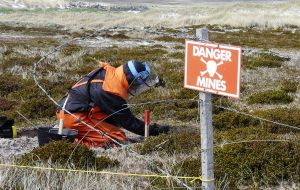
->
<box><xmin>184</xmin><ymin>40</ymin><xmax>242</xmax><ymax>98</ymax></box>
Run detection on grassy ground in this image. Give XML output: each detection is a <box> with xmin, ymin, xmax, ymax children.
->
<box><xmin>0</xmin><ymin>1</ymin><xmax>299</xmax><ymax>29</ymax></box>
<box><xmin>0</xmin><ymin>22</ymin><xmax>300</xmax><ymax>189</ymax></box>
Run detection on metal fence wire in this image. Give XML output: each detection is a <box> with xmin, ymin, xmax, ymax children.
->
<box><xmin>28</xmin><ymin>34</ymin><xmax>300</xmax><ymax>189</ymax></box>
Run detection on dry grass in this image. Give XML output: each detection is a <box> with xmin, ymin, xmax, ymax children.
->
<box><xmin>0</xmin><ymin>1</ymin><xmax>299</xmax><ymax>30</ymax></box>
<box><xmin>0</xmin><ymin>15</ymin><xmax>300</xmax><ymax>189</ymax></box>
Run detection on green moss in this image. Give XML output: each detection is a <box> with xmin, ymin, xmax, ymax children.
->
<box><xmin>247</xmin><ymin>90</ymin><xmax>293</xmax><ymax>105</ymax></box>
<box><xmin>174</xmin><ymin>45</ymin><xmax>184</xmax><ymax>50</ymax></box>
<box><xmin>135</xmin><ymin>130</ymin><xmax>200</xmax><ymax>155</ymax></box>
<box><xmin>175</xmin><ymin>108</ymin><xmax>198</xmax><ymax>122</ymax></box>
<box><xmin>160</xmin><ymin>27</ymin><xmax>180</xmax><ymax>33</ymax></box>
<box><xmin>0</xmin><ymin>23</ymin><xmax>68</xmax><ymax>36</ymax></box>
<box><xmin>0</xmin><ymin>8</ymin><xmax>15</xmax><ymax>14</ymax></box>
<box><xmin>280</xmin><ymin>79</ymin><xmax>298</xmax><ymax>93</ymax></box>
<box><xmin>101</xmin><ymin>32</ymin><xmax>130</xmax><ymax>39</ymax></box>
<box><xmin>187</xmin><ymin>24</ymin><xmax>245</xmax><ymax>34</ymax></box>
<box><xmin>176</xmin><ymin>88</ymin><xmax>198</xmax><ymax>99</ymax></box>
<box><xmin>2</xmin><ymin>48</ymin><xmax>14</xmax><ymax>56</ymax></box>
<box><xmin>111</xmin><ymin>33</ymin><xmax>130</xmax><ymax>39</ymax></box>
<box><xmin>1</xmin><ymin>55</ymin><xmax>41</xmax><ymax>70</ymax></box>
<box><xmin>164</xmin><ymin>71</ymin><xmax>183</xmax><ymax>88</ymax></box>
<box><xmin>152</xmin><ymin>44</ymin><xmax>165</xmax><ymax>48</ymax></box>
<box><xmin>0</xmin><ymin>38</ymin><xmax>59</xmax><ymax>49</ymax></box>
<box><xmin>82</xmin><ymin>47</ymin><xmax>168</xmax><ymax>67</ymax></box>
<box><xmin>214</xmin><ymin>127</ymin><xmax>275</xmax><ymax>142</ymax></box>
<box><xmin>43</xmin><ymin>78</ymin><xmax>76</xmax><ymax>98</ymax></box>
<box><xmin>18</xmin><ymin>93</ymin><xmax>56</xmax><ymax>119</ymax></box>
<box><xmin>243</xmin><ymin>52</ymin><xmax>290</xmax><ymax>69</ymax></box>
<box><xmin>169</xmin><ymin>52</ymin><xmax>184</xmax><ymax>60</ymax></box>
<box><xmin>18</xmin><ymin>140</ymin><xmax>119</xmax><ymax>170</ymax></box>
<box><xmin>159</xmin><ymin>127</ymin><xmax>300</xmax><ymax>189</ymax></box>
<box><xmin>253</xmin><ymin>107</ymin><xmax>300</xmax><ymax>132</ymax></box>
<box><xmin>0</xmin><ymin>97</ymin><xmax>15</xmax><ymax>111</ymax></box>
<box><xmin>213</xmin><ymin>111</ymin><xmax>259</xmax><ymax>130</ymax></box>
<box><xmin>154</xmin><ymin>36</ymin><xmax>185</xmax><ymax>44</ymax></box>
<box><xmin>9</xmin><ymin>81</ymin><xmax>56</xmax><ymax>119</ymax></box>
<box><xmin>208</xmin><ymin>27</ymin><xmax>300</xmax><ymax>49</ymax></box>
<box><xmin>0</xmin><ymin>73</ymin><xmax>75</xmax><ymax>120</ymax></box>
<box><xmin>211</xmin><ymin>95</ymin><xmax>234</xmax><ymax>114</ymax></box>
<box><xmin>0</xmin><ymin>74</ymin><xmax>24</xmax><ymax>96</ymax></box>
<box><xmin>61</xmin><ymin>44</ymin><xmax>83</xmax><ymax>56</ymax></box>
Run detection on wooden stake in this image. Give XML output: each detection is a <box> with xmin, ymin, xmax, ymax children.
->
<box><xmin>58</xmin><ymin>119</ymin><xmax>64</xmax><ymax>135</ymax></box>
<box><xmin>144</xmin><ymin>110</ymin><xmax>150</xmax><ymax>138</ymax></box>
<box><xmin>197</xmin><ymin>28</ymin><xmax>215</xmax><ymax>190</ymax></box>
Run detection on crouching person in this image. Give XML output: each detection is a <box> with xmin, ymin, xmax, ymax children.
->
<box><xmin>56</xmin><ymin>61</ymin><xmax>169</xmax><ymax>148</ymax></box>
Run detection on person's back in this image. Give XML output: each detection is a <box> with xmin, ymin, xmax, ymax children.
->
<box><xmin>56</xmin><ymin>61</ymin><xmax>169</xmax><ymax>148</ymax></box>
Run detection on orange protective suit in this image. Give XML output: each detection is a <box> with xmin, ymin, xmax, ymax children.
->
<box><xmin>56</xmin><ymin>63</ymin><xmax>141</xmax><ymax>148</ymax></box>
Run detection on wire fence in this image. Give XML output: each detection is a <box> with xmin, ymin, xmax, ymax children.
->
<box><xmin>5</xmin><ymin>31</ymin><xmax>297</xmax><ymax>189</ymax></box>
<box><xmin>31</xmin><ymin>36</ymin><xmax>195</xmax><ymax>190</ymax></box>
<box><xmin>216</xmin><ymin>105</ymin><xmax>300</xmax><ymax>131</ymax></box>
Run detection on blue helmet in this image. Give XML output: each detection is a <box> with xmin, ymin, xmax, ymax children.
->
<box><xmin>124</xmin><ymin>60</ymin><xmax>158</xmax><ymax>96</ymax></box>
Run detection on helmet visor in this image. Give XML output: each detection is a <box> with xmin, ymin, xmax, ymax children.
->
<box><xmin>128</xmin><ymin>71</ymin><xmax>159</xmax><ymax>96</ymax></box>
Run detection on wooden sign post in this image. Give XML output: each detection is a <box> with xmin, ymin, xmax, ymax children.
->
<box><xmin>184</xmin><ymin>28</ymin><xmax>242</xmax><ymax>190</ymax></box>
<box><xmin>197</xmin><ymin>28</ymin><xmax>215</xmax><ymax>190</ymax></box>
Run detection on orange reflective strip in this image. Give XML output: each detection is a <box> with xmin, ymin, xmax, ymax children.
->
<box><xmin>72</xmin><ymin>79</ymin><xmax>104</xmax><ymax>89</ymax></box>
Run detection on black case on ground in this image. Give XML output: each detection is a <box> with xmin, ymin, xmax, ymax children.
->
<box><xmin>0</xmin><ymin>116</ymin><xmax>14</xmax><ymax>138</ymax></box>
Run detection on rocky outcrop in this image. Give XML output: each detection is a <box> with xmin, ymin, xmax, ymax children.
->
<box><xmin>67</xmin><ymin>2</ymin><xmax>148</xmax><ymax>12</ymax></box>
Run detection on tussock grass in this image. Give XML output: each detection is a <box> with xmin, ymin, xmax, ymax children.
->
<box><xmin>12</xmin><ymin>88</ymin><xmax>57</xmax><ymax>119</ymax></box>
<box><xmin>0</xmin><ymin>23</ymin><xmax>67</xmax><ymax>36</ymax></box>
<box><xmin>1</xmin><ymin>2</ymin><xmax>299</xmax><ymax>30</ymax></box>
<box><xmin>247</xmin><ymin>90</ymin><xmax>294</xmax><ymax>105</ymax></box>
<box><xmin>154</xmin><ymin>36</ymin><xmax>185</xmax><ymax>44</ymax></box>
<box><xmin>0</xmin><ymin>74</ymin><xmax>24</xmax><ymax>96</ymax></box>
<box><xmin>280</xmin><ymin>80</ymin><xmax>299</xmax><ymax>93</ymax></box>
<box><xmin>135</xmin><ymin>129</ymin><xmax>199</xmax><ymax>155</ymax></box>
<box><xmin>144</xmin><ymin>128</ymin><xmax>300</xmax><ymax>189</ymax></box>
<box><xmin>2</xmin><ymin>54</ymin><xmax>41</xmax><ymax>70</ymax></box>
<box><xmin>209</xmin><ymin>28</ymin><xmax>300</xmax><ymax>49</ymax></box>
<box><xmin>169</xmin><ymin>51</ymin><xmax>184</xmax><ymax>60</ymax></box>
<box><xmin>243</xmin><ymin>52</ymin><xmax>290</xmax><ymax>69</ymax></box>
<box><xmin>101</xmin><ymin>32</ymin><xmax>130</xmax><ymax>40</ymax></box>
<box><xmin>174</xmin><ymin>45</ymin><xmax>184</xmax><ymax>50</ymax></box>
<box><xmin>0</xmin><ymin>23</ymin><xmax>300</xmax><ymax>189</ymax></box>
<box><xmin>253</xmin><ymin>107</ymin><xmax>300</xmax><ymax>133</ymax></box>
<box><xmin>19</xmin><ymin>140</ymin><xmax>119</xmax><ymax>170</ymax></box>
<box><xmin>0</xmin><ymin>37</ymin><xmax>59</xmax><ymax>48</ymax></box>
<box><xmin>0</xmin><ymin>97</ymin><xmax>15</xmax><ymax>112</ymax></box>
<box><xmin>81</xmin><ymin>47</ymin><xmax>168</xmax><ymax>67</ymax></box>
<box><xmin>61</xmin><ymin>44</ymin><xmax>83</xmax><ymax>56</ymax></box>
<box><xmin>213</xmin><ymin>111</ymin><xmax>259</xmax><ymax>130</ymax></box>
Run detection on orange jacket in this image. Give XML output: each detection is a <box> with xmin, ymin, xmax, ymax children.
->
<box><xmin>57</xmin><ymin>63</ymin><xmax>145</xmax><ymax>136</ymax></box>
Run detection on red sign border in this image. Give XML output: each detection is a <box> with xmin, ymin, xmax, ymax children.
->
<box><xmin>184</xmin><ymin>40</ymin><xmax>242</xmax><ymax>99</ymax></box>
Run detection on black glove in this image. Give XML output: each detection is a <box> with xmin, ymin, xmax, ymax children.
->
<box><xmin>149</xmin><ymin>123</ymin><xmax>170</xmax><ymax>136</ymax></box>
<box><xmin>155</xmin><ymin>78</ymin><xmax>166</xmax><ymax>87</ymax></box>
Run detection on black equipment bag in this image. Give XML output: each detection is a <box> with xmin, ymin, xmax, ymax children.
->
<box><xmin>0</xmin><ymin>116</ymin><xmax>14</xmax><ymax>138</ymax></box>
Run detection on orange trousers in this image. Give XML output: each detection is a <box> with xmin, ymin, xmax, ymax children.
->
<box><xmin>56</xmin><ymin>107</ymin><xmax>127</xmax><ymax>148</ymax></box>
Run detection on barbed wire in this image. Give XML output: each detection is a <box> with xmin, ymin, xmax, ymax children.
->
<box><xmin>124</xmin><ymin>95</ymin><xmax>200</xmax><ymax>107</ymax></box>
<box><xmin>16</xmin><ymin>111</ymin><xmax>36</xmax><ymax>127</ymax></box>
<box><xmin>27</xmin><ymin>29</ymin><xmax>300</xmax><ymax>189</ymax></box>
<box><xmin>125</xmin><ymin>98</ymin><xmax>300</xmax><ymax>132</ymax></box>
<box><xmin>31</xmin><ymin>37</ymin><xmax>194</xmax><ymax>189</ymax></box>
<box><xmin>216</xmin><ymin>139</ymin><xmax>300</xmax><ymax>148</ymax></box>
<box><xmin>65</xmin><ymin>106</ymin><xmax>131</xmax><ymax>166</ymax></box>
<box><xmin>216</xmin><ymin>105</ymin><xmax>300</xmax><ymax>131</ymax></box>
